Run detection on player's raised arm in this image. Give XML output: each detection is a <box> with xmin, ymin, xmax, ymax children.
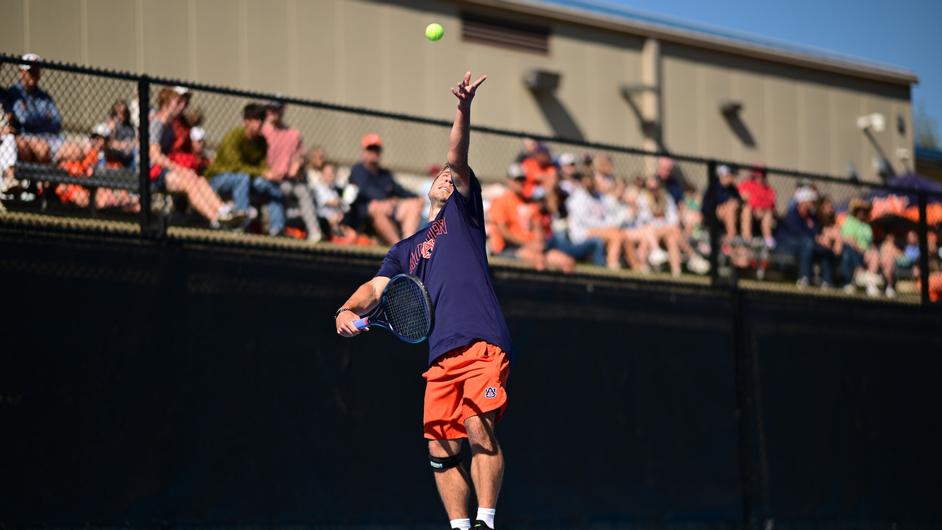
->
<box><xmin>335</xmin><ymin>276</ymin><xmax>389</xmax><ymax>337</ymax></box>
<box><xmin>447</xmin><ymin>71</ymin><xmax>486</xmax><ymax>197</ymax></box>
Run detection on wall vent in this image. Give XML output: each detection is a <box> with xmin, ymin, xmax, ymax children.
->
<box><xmin>461</xmin><ymin>12</ymin><xmax>550</xmax><ymax>55</ymax></box>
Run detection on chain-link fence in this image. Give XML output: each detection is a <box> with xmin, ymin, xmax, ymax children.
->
<box><xmin>1</xmin><ymin>52</ymin><xmax>940</xmax><ymax>305</ymax></box>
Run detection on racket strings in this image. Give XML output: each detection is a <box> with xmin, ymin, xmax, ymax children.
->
<box><xmin>384</xmin><ymin>277</ymin><xmax>432</xmax><ymax>341</ymax></box>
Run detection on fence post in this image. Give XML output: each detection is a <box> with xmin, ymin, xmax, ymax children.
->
<box><xmin>918</xmin><ymin>191</ymin><xmax>930</xmax><ymax>307</ymax></box>
<box><xmin>707</xmin><ymin>159</ymin><xmax>721</xmax><ymax>287</ymax></box>
<box><xmin>137</xmin><ymin>75</ymin><xmax>152</xmax><ymax>236</ymax></box>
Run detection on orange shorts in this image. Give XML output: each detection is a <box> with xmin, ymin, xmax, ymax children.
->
<box><xmin>422</xmin><ymin>340</ymin><xmax>510</xmax><ymax>440</ymax></box>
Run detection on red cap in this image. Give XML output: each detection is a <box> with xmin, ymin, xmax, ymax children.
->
<box><xmin>361</xmin><ymin>133</ymin><xmax>382</xmax><ymax>148</ymax></box>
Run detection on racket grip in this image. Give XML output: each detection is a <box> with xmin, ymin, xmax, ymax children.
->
<box><xmin>354</xmin><ymin>318</ymin><xmax>369</xmax><ymax>330</ymax></box>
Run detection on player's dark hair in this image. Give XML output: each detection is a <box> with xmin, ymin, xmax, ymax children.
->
<box><xmin>243</xmin><ymin>103</ymin><xmax>266</xmax><ymax>121</ymax></box>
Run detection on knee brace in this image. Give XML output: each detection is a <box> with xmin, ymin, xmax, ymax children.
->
<box><xmin>429</xmin><ymin>452</ymin><xmax>462</xmax><ymax>471</ymax></box>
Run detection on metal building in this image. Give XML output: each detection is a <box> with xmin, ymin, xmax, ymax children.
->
<box><xmin>0</xmin><ymin>0</ymin><xmax>918</xmax><ymax>181</ymax></box>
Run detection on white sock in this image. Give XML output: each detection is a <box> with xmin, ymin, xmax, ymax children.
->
<box><xmin>449</xmin><ymin>517</ymin><xmax>471</xmax><ymax>529</ymax></box>
<box><xmin>476</xmin><ymin>507</ymin><xmax>496</xmax><ymax>528</ymax></box>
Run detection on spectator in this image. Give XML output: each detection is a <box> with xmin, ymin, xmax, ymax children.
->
<box><xmin>680</xmin><ymin>183</ymin><xmax>704</xmax><ymax>239</ymax></box>
<box><xmin>8</xmin><ymin>53</ymin><xmax>72</xmax><ymax>163</ymax></box>
<box><xmin>311</xmin><ymin>154</ymin><xmax>356</xmax><ymax>243</ymax></box>
<box><xmin>514</xmin><ymin>137</ymin><xmax>539</xmax><ymax>163</ymax></box>
<box><xmin>149</xmin><ymin>87</ymin><xmax>241</xmax><ymax>228</ymax></box>
<box><xmin>839</xmin><ymin>199</ymin><xmax>884</xmax><ymax>296</ymax></box>
<box><xmin>206</xmin><ymin>103</ymin><xmax>288</xmax><ymax>236</ymax></box>
<box><xmin>815</xmin><ymin>195</ymin><xmax>843</xmax><ymax>268</ymax></box>
<box><xmin>304</xmin><ymin>145</ymin><xmax>332</xmax><ymax>187</ymax></box>
<box><xmin>55</xmin><ymin>127</ymin><xmax>139</xmax><ymax>211</ymax></box>
<box><xmin>776</xmin><ymin>187</ymin><xmax>833</xmax><ymax>288</ymax></box>
<box><xmin>167</xmin><ymin>87</ymin><xmax>201</xmax><ymax>172</ymax></box>
<box><xmin>348</xmin><ymin>133</ymin><xmax>422</xmax><ymax>245</ymax></box>
<box><xmin>489</xmin><ymin>163</ymin><xmax>574</xmax><ymax>273</ymax></box>
<box><xmin>564</xmin><ymin>170</ymin><xmax>625</xmax><ymax>269</ymax></box>
<box><xmin>895</xmin><ymin>230</ymin><xmax>921</xmax><ymax>272</ymax></box>
<box><xmin>704</xmin><ymin>164</ymin><xmax>743</xmax><ymax>241</ymax></box>
<box><xmin>187</xmin><ymin>126</ymin><xmax>210</xmax><ymax>175</ymax></box>
<box><xmin>656</xmin><ymin>156</ymin><xmax>686</xmax><ymax>205</ymax></box>
<box><xmin>556</xmin><ymin>152</ymin><xmax>581</xmax><ymax>193</ymax></box>
<box><xmin>262</xmin><ymin>100</ymin><xmax>321</xmax><ymax>242</ymax></box>
<box><xmin>738</xmin><ymin>166</ymin><xmax>776</xmax><ymax>247</ymax></box>
<box><xmin>636</xmin><ymin>174</ymin><xmax>710</xmax><ymax>276</ymax></box>
<box><xmin>95</xmin><ymin>100</ymin><xmax>136</xmax><ymax>167</ymax></box>
<box><xmin>520</xmin><ymin>142</ymin><xmax>557</xmax><ymax>199</ymax></box>
<box><xmin>0</xmin><ymin>72</ymin><xmax>15</xmax><ymax>181</ymax></box>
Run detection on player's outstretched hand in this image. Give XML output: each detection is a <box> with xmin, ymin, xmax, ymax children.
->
<box><xmin>451</xmin><ymin>71</ymin><xmax>487</xmax><ymax>107</ymax></box>
<box><xmin>336</xmin><ymin>310</ymin><xmax>366</xmax><ymax>337</ymax></box>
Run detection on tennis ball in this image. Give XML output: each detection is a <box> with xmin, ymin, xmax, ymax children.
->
<box><xmin>425</xmin><ymin>23</ymin><xmax>444</xmax><ymax>42</ymax></box>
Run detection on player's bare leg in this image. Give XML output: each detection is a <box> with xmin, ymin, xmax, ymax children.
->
<box><xmin>429</xmin><ymin>439</ymin><xmax>472</xmax><ymax>520</ymax></box>
<box><xmin>465</xmin><ymin>412</ymin><xmax>503</xmax><ymax>509</ymax></box>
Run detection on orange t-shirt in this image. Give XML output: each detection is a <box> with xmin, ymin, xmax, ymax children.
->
<box><xmin>488</xmin><ymin>189</ymin><xmax>539</xmax><ymax>253</ymax></box>
<box><xmin>521</xmin><ymin>157</ymin><xmax>557</xmax><ymax>198</ymax></box>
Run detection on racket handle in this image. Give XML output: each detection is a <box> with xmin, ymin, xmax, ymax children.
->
<box><xmin>354</xmin><ymin>318</ymin><xmax>369</xmax><ymax>330</ymax></box>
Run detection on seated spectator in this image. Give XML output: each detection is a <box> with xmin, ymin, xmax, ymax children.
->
<box><xmin>556</xmin><ymin>152</ymin><xmax>581</xmax><ymax>193</ymax></box>
<box><xmin>520</xmin><ymin>142</ymin><xmax>557</xmax><ymax>198</ymax></box>
<box><xmin>348</xmin><ymin>133</ymin><xmax>422</xmax><ymax>245</ymax></box>
<box><xmin>489</xmin><ymin>164</ymin><xmax>574</xmax><ymax>273</ymax></box>
<box><xmin>167</xmin><ymin>87</ymin><xmax>200</xmax><ymax>172</ymax></box>
<box><xmin>304</xmin><ymin>146</ymin><xmax>332</xmax><ymax>187</ymax></box>
<box><xmin>262</xmin><ymin>100</ymin><xmax>321</xmax><ymax>242</ymax></box>
<box><xmin>815</xmin><ymin>195</ymin><xmax>843</xmax><ymax>271</ymax></box>
<box><xmin>187</xmin><ymin>126</ymin><xmax>210</xmax><ymax>175</ymax></box>
<box><xmin>636</xmin><ymin>174</ymin><xmax>709</xmax><ymax>276</ymax></box>
<box><xmin>8</xmin><ymin>54</ymin><xmax>75</xmax><ymax>163</ymax></box>
<box><xmin>738</xmin><ymin>166</ymin><xmax>776</xmax><ymax>247</ymax></box>
<box><xmin>311</xmin><ymin>154</ymin><xmax>357</xmax><ymax>243</ymax></box>
<box><xmin>840</xmin><ymin>199</ymin><xmax>886</xmax><ymax>296</ymax></box>
<box><xmin>706</xmin><ymin>164</ymin><xmax>743</xmax><ymax>241</ymax></box>
<box><xmin>680</xmin><ymin>183</ymin><xmax>704</xmax><ymax>239</ymax></box>
<box><xmin>55</xmin><ymin>129</ymin><xmax>138</xmax><ymax>212</ymax></box>
<box><xmin>1</xmin><ymin>78</ymin><xmax>15</xmax><ymax>182</ymax></box>
<box><xmin>95</xmin><ymin>100</ymin><xmax>136</xmax><ymax>167</ymax></box>
<box><xmin>895</xmin><ymin>230</ymin><xmax>921</xmax><ymax>272</ymax></box>
<box><xmin>564</xmin><ymin>170</ymin><xmax>624</xmax><ymax>269</ymax></box>
<box><xmin>206</xmin><ymin>103</ymin><xmax>287</xmax><ymax>236</ymax></box>
<box><xmin>656</xmin><ymin>156</ymin><xmax>686</xmax><ymax>206</ymax></box>
<box><xmin>149</xmin><ymin>87</ymin><xmax>242</xmax><ymax>228</ymax></box>
<box><xmin>776</xmin><ymin>187</ymin><xmax>833</xmax><ymax>288</ymax></box>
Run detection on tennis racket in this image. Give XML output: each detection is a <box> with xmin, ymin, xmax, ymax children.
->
<box><xmin>354</xmin><ymin>274</ymin><xmax>433</xmax><ymax>343</ymax></box>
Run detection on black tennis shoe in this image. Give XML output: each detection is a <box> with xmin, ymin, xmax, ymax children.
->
<box><xmin>471</xmin><ymin>521</ymin><xmax>493</xmax><ymax>530</ymax></box>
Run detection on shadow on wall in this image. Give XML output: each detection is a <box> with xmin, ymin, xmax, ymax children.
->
<box><xmin>534</xmin><ymin>91</ymin><xmax>585</xmax><ymax>142</ymax></box>
<box><xmin>723</xmin><ymin>111</ymin><xmax>757</xmax><ymax>148</ymax></box>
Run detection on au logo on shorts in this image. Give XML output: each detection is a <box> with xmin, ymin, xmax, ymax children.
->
<box><xmin>484</xmin><ymin>387</ymin><xmax>498</xmax><ymax>399</ymax></box>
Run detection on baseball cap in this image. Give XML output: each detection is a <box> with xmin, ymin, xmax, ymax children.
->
<box><xmin>173</xmin><ymin>86</ymin><xmax>191</xmax><ymax>97</ymax></box>
<box><xmin>92</xmin><ymin>123</ymin><xmax>111</xmax><ymax>137</ymax></box>
<box><xmin>265</xmin><ymin>99</ymin><xmax>285</xmax><ymax>109</ymax></box>
<box><xmin>361</xmin><ymin>133</ymin><xmax>382</xmax><ymax>148</ymax></box>
<box><xmin>794</xmin><ymin>187</ymin><xmax>818</xmax><ymax>204</ymax></box>
<box><xmin>558</xmin><ymin>152</ymin><xmax>577</xmax><ymax>166</ymax></box>
<box><xmin>717</xmin><ymin>164</ymin><xmax>731</xmax><ymax>177</ymax></box>
<box><xmin>19</xmin><ymin>53</ymin><xmax>41</xmax><ymax>70</ymax></box>
<box><xmin>190</xmin><ymin>126</ymin><xmax>206</xmax><ymax>142</ymax></box>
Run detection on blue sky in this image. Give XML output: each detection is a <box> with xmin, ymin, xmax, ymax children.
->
<box><xmin>548</xmin><ymin>0</ymin><xmax>941</xmax><ymax>144</ymax></box>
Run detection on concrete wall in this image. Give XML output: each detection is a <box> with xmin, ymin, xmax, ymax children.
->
<box><xmin>0</xmin><ymin>0</ymin><xmax>914</xmax><ymax>181</ymax></box>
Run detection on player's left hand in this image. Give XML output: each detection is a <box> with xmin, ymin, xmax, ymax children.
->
<box><xmin>451</xmin><ymin>71</ymin><xmax>487</xmax><ymax>107</ymax></box>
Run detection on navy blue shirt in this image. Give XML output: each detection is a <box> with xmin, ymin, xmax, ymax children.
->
<box><xmin>350</xmin><ymin>162</ymin><xmax>417</xmax><ymax>202</ymax></box>
<box><xmin>376</xmin><ymin>170</ymin><xmax>512</xmax><ymax>365</ymax></box>
<box><xmin>778</xmin><ymin>204</ymin><xmax>819</xmax><ymax>240</ymax></box>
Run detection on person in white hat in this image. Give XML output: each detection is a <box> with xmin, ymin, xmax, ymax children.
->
<box><xmin>8</xmin><ymin>53</ymin><xmax>68</xmax><ymax>163</ymax></box>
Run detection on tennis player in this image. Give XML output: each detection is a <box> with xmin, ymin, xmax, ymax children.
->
<box><xmin>335</xmin><ymin>71</ymin><xmax>511</xmax><ymax>530</ymax></box>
